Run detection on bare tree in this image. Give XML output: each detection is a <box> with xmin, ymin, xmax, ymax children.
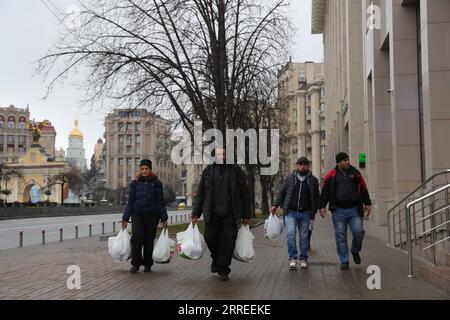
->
<box><xmin>38</xmin><ymin>0</ymin><xmax>291</xmax><ymax>136</ymax></box>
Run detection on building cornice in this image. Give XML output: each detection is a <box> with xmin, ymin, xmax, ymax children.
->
<box><xmin>311</xmin><ymin>0</ymin><xmax>326</xmax><ymax>34</ymax></box>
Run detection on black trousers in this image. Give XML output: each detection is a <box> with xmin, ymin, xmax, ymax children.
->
<box><xmin>130</xmin><ymin>213</ymin><xmax>160</xmax><ymax>268</ymax></box>
<box><xmin>204</xmin><ymin>213</ymin><xmax>238</xmax><ymax>276</ymax></box>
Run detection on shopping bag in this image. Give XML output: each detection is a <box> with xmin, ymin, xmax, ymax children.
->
<box><xmin>265</xmin><ymin>214</ymin><xmax>283</xmax><ymax>240</ymax></box>
<box><xmin>176</xmin><ymin>222</ymin><xmax>204</xmax><ymax>260</ymax></box>
<box><xmin>153</xmin><ymin>228</ymin><xmax>172</xmax><ymax>264</ymax></box>
<box><xmin>108</xmin><ymin>229</ymin><xmax>131</xmax><ymax>263</ymax></box>
<box><xmin>233</xmin><ymin>224</ymin><xmax>255</xmax><ymax>263</ymax></box>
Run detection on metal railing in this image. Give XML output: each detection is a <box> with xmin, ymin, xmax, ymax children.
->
<box><xmin>405</xmin><ymin>184</ymin><xmax>450</xmax><ymax>277</ymax></box>
<box><xmin>387</xmin><ymin>170</ymin><xmax>450</xmax><ymax>248</ymax></box>
<box><xmin>387</xmin><ymin>170</ymin><xmax>450</xmax><ymax>277</ymax></box>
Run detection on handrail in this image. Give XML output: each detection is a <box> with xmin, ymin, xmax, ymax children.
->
<box><xmin>387</xmin><ymin>169</ymin><xmax>450</xmax><ymax>247</ymax></box>
<box><xmin>405</xmin><ymin>184</ymin><xmax>450</xmax><ymax>278</ymax></box>
<box><xmin>388</xmin><ymin>169</ymin><xmax>450</xmax><ymax>216</ymax></box>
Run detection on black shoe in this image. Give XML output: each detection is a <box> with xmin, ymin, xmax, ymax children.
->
<box><xmin>144</xmin><ymin>266</ymin><xmax>152</xmax><ymax>272</ymax></box>
<box><xmin>211</xmin><ymin>264</ymin><xmax>218</xmax><ymax>273</ymax></box>
<box><xmin>352</xmin><ymin>252</ymin><xmax>361</xmax><ymax>265</ymax></box>
<box><xmin>130</xmin><ymin>266</ymin><xmax>140</xmax><ymax>273</ymax></box>
<box><xmin>340</xmin><ymin>262</ymin><xmax>349</xmax><ymax>270</ymax></box>
<box><xmin>218</xmin><ymin>274</ymin><xmax>229</xmax><ymax>281</ymax></box>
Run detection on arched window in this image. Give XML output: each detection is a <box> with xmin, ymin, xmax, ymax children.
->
<box><xmin>0</xmin><ymin>116</ymin><xmax>4</xmax><ymax>129</ymax></box>
<box><xmin>19</xmin><ymin>117</ymin><xmax>26</xmax><ymax>129</ymax></box>
<box><xmin>7</xmin><ymin>116</ymin><xmax>15</xmax><ymax>129</ymax></box>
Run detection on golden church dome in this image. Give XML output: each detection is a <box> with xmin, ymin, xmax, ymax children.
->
<box><xmin>69</xmin><ymin>118</ymin><xmax>83</xmax><ymax>138</ymax></box>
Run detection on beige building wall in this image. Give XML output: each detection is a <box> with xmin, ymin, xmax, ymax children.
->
<box><xmin>312</xmin><ymin>0</ymin><xmax>450</xmax><ymax>227</ymax></box>
<box><xmin>277</xmin><ymin>61</ymin><xmax>326</xmax><ymax>180</ymax></box>
<box><xmin>104</xmin><ymin>109</ymin><xmax>179</xmax><ymax>200</ymax></box>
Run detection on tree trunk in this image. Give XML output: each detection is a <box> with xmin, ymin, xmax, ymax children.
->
<box><xmin>245</xmin><ymin>165</ymin><xmax>256</xmax><ymax>218</ymax></box>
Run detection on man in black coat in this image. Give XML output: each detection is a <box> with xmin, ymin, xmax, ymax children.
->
<box><xmin>191</xmin><ymin>147</ymin><xmax>251</xmax><ymax>281</ymax></box>
<box><xmin>319</xmin><ymin>152</ymin><xmax>372</xmax><ymax>270</ymax></box>
<box><xmin>120</xmin><ymin>159</ymin><xmax>168</xmax><ymax>273</ymax></box>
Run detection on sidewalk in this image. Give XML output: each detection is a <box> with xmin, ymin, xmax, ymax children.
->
<box><xmin>0</xmin><ymin>217</ymin><xmax>448</xmax><ymax>300</ymax></box>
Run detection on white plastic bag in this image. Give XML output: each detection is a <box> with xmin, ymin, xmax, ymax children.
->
<box><xmin>108</xmin><ymin>229</ymin><xmax>131</xmax><ymax>263</ymax></box>
<box><xmin>233</xmin><ymin>224</ymin><xmax>255</xmax><ymax>263</ymax></box>
<box><xmin>153</xmin><ymin>228</ymin><xmax>172</xmax><ymax>264</ymax></box>
<box><xmin>176</xmin><ymin>222</ymin><xmax>204</xmax><ymax>260</ymax></box>
<box><xmin>265</xmin><ymin>214</ymin><xmax>283</xmax><ymax>240</ymax></box>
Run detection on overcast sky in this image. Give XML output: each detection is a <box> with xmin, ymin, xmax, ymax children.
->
<box><xmin>0</xmin><ymin>0</ymin><xmax>323</xmax><ymax>167</ymax></box>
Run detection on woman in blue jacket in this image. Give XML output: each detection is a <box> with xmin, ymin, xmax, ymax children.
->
<box><xmin>119</xmin><ymin>159</ymin><xmax>168</xmax><ymax>273</ymax></box>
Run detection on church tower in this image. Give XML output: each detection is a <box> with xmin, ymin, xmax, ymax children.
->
<box><xmin>66</xmin><ymin>116</ymin><xmax>87</xmax><ymax>173</ymax></box>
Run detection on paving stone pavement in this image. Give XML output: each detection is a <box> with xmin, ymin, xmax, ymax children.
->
<box><xmin>0</xmin><ymin>217</ymin><xmax>449</xmax><ymax>300</ymax></box>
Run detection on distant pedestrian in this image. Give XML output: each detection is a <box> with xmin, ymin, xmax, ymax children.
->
<box><xmin>319</xmin><ymin>152</ymin><xmax>372</xmax><ymax>270</ymax></box>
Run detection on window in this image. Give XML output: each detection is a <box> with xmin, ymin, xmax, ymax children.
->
<box><xmin>135</xmin><ymin>122</ymin><xmax>140</xmax><ymax>132</ymax></box>
<box><xmin>119</xmin><ymin>171</ymin><xmax>124</xmax><ymax>179</ymax></box>
<box><xmin>320</xmin><ymin>102</ymin><xmax>325</xmax><ymax>112</ymax></box>
<box><xmin>136</xmin><ymin>146</ymin><xmax>141</xmax><ymax>154</ymax></box>
<box><xmin>135</xmin><ymin>158</ymin><xmax>141</xmax><ymax>166</ymax></box>
<box><xmin>127</xmin><ymin>158</ymin><xmax>132</xmax><ymax>166</ymax></box>
<box><xmin>126</xmin><ymin>145</ymin><xmax>132</xmax><ymax>154</ymax></box>
<box><xmin>118</xmin><ymin>122</ymin><xmax>124</xmax><ymax>131</ymax></box>
<box><xmin>0</xmin><ymin>116</ymin><xmax>4</xmax><ymax>129</ymax></box>
<box><xmin>19</xmin><ymin>136</ymin><xmax>26</xmax><ymax>146</ymax></box>
<box><xmin>321</xmin><ymin>87</ymin><xmax>325</xmax><ymax>98</ymax></box>
<box><xmin>299</xmin><ymin>71</ymin><xmax>306</xmax><ymax>83</ymax></box>
<box><xmin>135</xmin><ymin>134</ymin><xmax>141</xmax><ymax>144</ymax></box>
<box><xmin>305</xmin><ymin>107</ymin><xmax>311</xmax><ymax>116</ymax></box>
<box><xmin>126</xmin><ymin>135</ymin><xmax>132</xmax><ymax>145</ymax></box>
<box><xmin>118</xmin><ymin>134</ymin><xmax>124</xmax><ymax>145</ymax></box>
<box><xmin>19</xmin><ymin>147</ymin><xmax>25</xmax><ymax>157</ymax></box>
<box><xmin>7</xmin><ymin>135</ymin><xmax>14</xmax><ymax>145</ymax></box>
<box><xmin>320</xmin><ymin>130</ymin><xmax>326</xmax><ymax>140</ymax></box>
<box><xmin>119</xmin><ymin>158</ymin><xmax>124</xmax><ymax>166</ymax></box>
<box><xmin>19</xmin><ymin>117</ymin><xmax>26</xmax><ymax>129</ymax></box>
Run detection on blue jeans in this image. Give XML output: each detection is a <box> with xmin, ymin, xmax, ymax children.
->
<box><xmin>332</xmin><ymin>207</ymin><xmax>365</xmax><ymax>264</ymax></box>
<box><xmin>285</xmin><ymin>210</ymin><xmax>310</xmax><ymax>261</ymax></box>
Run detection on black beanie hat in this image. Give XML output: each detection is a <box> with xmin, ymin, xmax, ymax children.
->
<box><xmin>296</xmin><ymin>157</ymin><xmax>310</xmax><ymax>165</ymax></box>
<box><xmin>336</xmin><ymin>152</ymin><xmax>349</xmax><ymax>164</ymax></box>
<box><xmin>140</xmin><ymin>159</ymin><xmax>152</xmax><ymax>169</ymax></box>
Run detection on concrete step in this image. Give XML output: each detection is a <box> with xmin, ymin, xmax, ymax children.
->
<box><xmin>419</xmin><ymin>265</ymin><xmax>450</xmax><ymax>293</ymax></box>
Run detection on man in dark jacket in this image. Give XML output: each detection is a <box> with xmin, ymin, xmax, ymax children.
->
<box><xmin>319</xmin><ymin>152</ymin><xmax>372</xmax><ymax>270</ymax></box>
<box><xmin>271</xmin><ymin>157</ymin><xmax>320</xmax><ymax>270</ymax></box>
<box><xmin>191</xmin><ymin>147</ymin><xmax>251</xmax><ymax>281</ymax></box>
<box><xmin>120</xmin><ymin>159</ymin><xmax>168</xmax><ymax>273</ymax></box>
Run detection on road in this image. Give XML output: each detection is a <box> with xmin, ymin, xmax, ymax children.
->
<box><xmin>0</xmin><ymin>210</ymin><xmax>193</xmax><ymax>250</ymax></box>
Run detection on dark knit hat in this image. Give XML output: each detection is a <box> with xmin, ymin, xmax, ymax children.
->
<box><xmin>336</xmin><ymin>152</ymin><xmax>349</xmax><ymax>164</ymax></box>
<box><xmin>140</xmin><ymin>159</ymin><xmax>152</xmax><ymax>169</ymax></box>
<box><xmin>296</xmin><ymin>157</ymin><xmax>310</xmax><ymax>165</ymax></box>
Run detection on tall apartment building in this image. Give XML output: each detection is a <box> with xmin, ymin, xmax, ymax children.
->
<box><xmin>277</xmin><ymin>61</ymin><xmax>326</xmax><ymax>180</ymax></box>
<box><xmin>311</xmin><ymin>0</ymin><xmax>450</xmax><ymax>227</ymax></box>
<box><xmin>104</xmin><ymin>109</ymin><xmax>179</xmax><ymax>200</ymax></box>
<box><xmin>0</xmin><ymin>105</ymin><xmax>56</xmax><ymax>163</ymax></box>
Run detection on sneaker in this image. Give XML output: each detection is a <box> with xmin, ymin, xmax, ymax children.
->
<box><xmin>289</xmin><ymin>260</ymin><xmax>297</xmax><ymax>270</ymax></box>
<box><xmin>352</xmin><ymin>252</ymin><xmax>362</xmax><ymax>265</ymax></box>
<box><xmin>340</xmin><ymin>262</ymin><xmax>349</xmax><ymax>270</ymax></box>
<box><xmin>144</xmin><ymin>266</ymin><xmax>152</xmax><ymax>272</ymax></box>
<box><xmin>130</xmin><ymin>266</ymin><xmax>140</xmax><ymax>273</ymax></box>
<box><xmin>218</xmin><ymin>274</ymin><xmax>229</xmax><ymax>281</ymax></box>
<box><xmin>299</xmin><ymin>260</ymin><xmax>308</xmax><ymax>269</ymax></box>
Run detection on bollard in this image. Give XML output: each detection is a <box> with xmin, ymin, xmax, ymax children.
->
<box><xmin>89</xmin><ymin>224</ymin><xmax>92</xmax><ymax>237</ymax></box>
<box><xmin>59</xmin><ymin>226</ymin><xmax>63</xmax><ymax>242</ymax></box>
<box><xmin>170</xmin><ymin>216</ymin><xmax>173</xmax><ymax>224</ymax></box>
<box><xmin>41</xmin><ymin>229</ymin><xmax>46</xmax><ymax>245</ymax></box>
<box><xmin>19</xmin><ymin>229</ymin><xmax>23</xmax><ymax>248</ymax></box>
<box><xmin>113</xmin><ymin>221</ymin><xmax>116</xmax><ymax>233</ymax></box>
<box><xmin>75</xmin><ymin>225</ymin><xmax>79</xmax><ymax>239</ymax></box>
<box><xmin>102</xmin><ymin>222</ymin><xmax>105</xmax><ymax>235</ymax></box>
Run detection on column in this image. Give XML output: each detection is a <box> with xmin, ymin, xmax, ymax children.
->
<box><xmin>309</xmin><ymin>86</ymin><xmax>321</xmax><ymax>179</ymax></box>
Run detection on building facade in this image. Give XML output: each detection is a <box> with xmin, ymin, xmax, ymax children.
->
<box><xmin>312</xmin><ymin>0</ymin><xmax>450</xmax><ymax>227</ymax></box>
<box><xmin>277</xmin><ymin>61</ymin><xmax>326</xmax><ymax>180</ymax></box>
<box><xmin>0</xmin><ymin>105</ymin><xmax>56</xmax><ymax>163</ymax></box>
<box><xmin>104</xmin><ymin>109</ymin><xmax>179</xmax><ymax>202</ymax></box>
<box><xmin>66</xmin><ymin>117</ymin><xmax>87</xmax><ymax>173</ymax></box>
